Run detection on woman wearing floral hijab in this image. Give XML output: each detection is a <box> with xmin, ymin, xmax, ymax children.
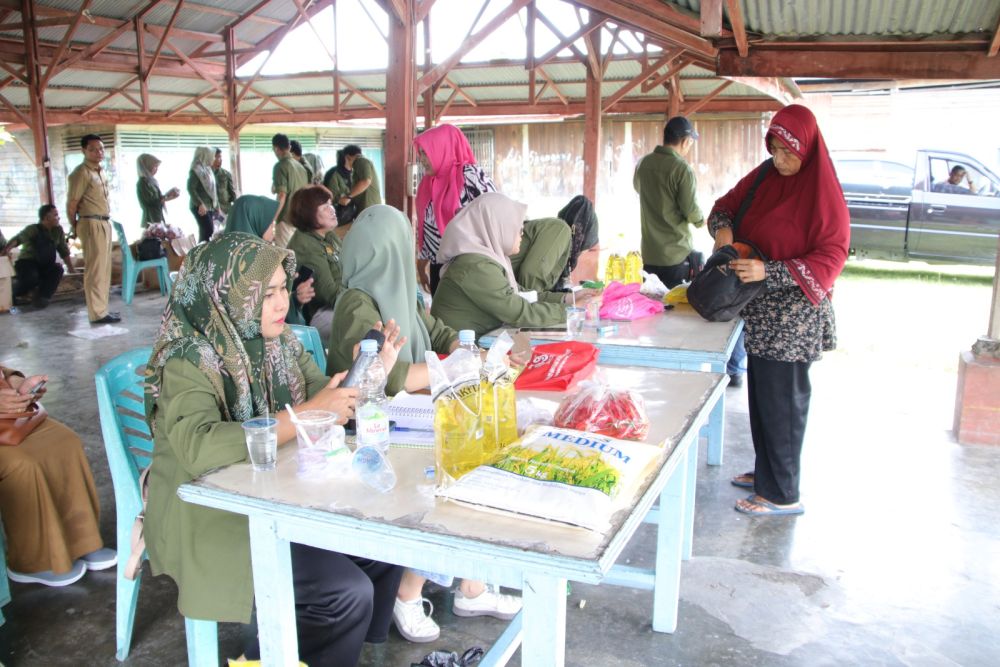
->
<box><xmin>709</xmin><ymin>105</ymin><xmax>850</xmax><ymax>516</ymax></box>
<box><xmin>136</xmin><ymin>153</ymin><xmax>179</xmax><ymax>227</ymax></box>
<box><xmin>413</xmin><ymin>124</ymin><xmax>496</xmax><ymax>294</ymax></box>
<box><xmin>186</xmin><ymin>146</ymin><xmax>220</xmax><ymax>242</ymax></box>
<box><xmin>143</xmin><ymin>233</ymin><xmax>405</xmax><ymax>665</ymax></box>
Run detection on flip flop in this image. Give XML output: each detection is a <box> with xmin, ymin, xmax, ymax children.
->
<box><xmin>730</xmin><ymin>472</ymin><xmax>754</xmax><ymax>489</ymax></box>
<box><xmin>735</xmin><ymin>494</ymin><xmax>804</xmax><ymax>516</ymax></box>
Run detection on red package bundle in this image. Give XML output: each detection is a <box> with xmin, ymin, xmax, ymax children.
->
<box><xmin>553</xmin><ymin>377</ymin><xmax>650</xmax><ymax>441</ymax></box>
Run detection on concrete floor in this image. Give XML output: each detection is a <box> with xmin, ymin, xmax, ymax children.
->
<box><xmin>1</xmin><ymin>284</ymin><xmax>999</xmax><ymax>666</ymax></box>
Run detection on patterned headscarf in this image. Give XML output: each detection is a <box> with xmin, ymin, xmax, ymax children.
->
<box><xmin>556</xmin><ymin>195</ymin><xmax>599</xmax><ymax>278</ymax></box>
<box><xmin>223</xmin><ymin>195</ymin><xmax>279</xmax><ymax>239</ymax></box>
<box><xmin>144</xmin><ymin>233</ymin><xmax>305</xmax><ymax>429</ymax></box>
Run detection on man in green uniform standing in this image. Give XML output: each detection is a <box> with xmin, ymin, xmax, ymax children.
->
<box><xmin>213</xmin><ymin>148</ymin><xmax>237</xmax><ymax>215</ymax></box>
<box><xmin>271</xmin><ymin>133</ymin><xmax>309</xmax><ymax>247</ymax></box>
<box><xmin>633</xmin><ymin>116</ymin><xmax>704</xmax><ymax>288</ymax></box>
<box><xmin>337</xmin><ymin>145</ymin><xmax>382</xmax><ymax>218</ymax></box>
<box><xmin>67</xmin><ymin>134</ymin><xmax>120</xmax><ymax>324</ymax></box>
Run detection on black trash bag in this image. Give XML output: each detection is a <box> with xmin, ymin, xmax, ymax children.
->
<box><xmin>412</xmin><ymin>646</ymin><xmax>484</xmax><ymax>667</ymax></box>
<box><xmin>137</xmin><ymin>237</ymin><xmax>166</xmax><ymax>260</ymax></box>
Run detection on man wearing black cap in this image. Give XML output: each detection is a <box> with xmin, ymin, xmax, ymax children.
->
<box><xmin>633</xmin><ymin>115</ymin><xmax>704</xmax><ymax>288</ymax></box>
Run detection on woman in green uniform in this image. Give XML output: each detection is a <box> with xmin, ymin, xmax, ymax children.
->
<box><xmin>136</xmin><ymin>153</ymin><xmax>179</xmax><ymax>227</ymax></box>
<box><xmin>431</xmin><ymin>193</ymin><xmax>583</xmax><ymax>337</ymax></box>
<box><xmin>323</xmin><ymin>149</ymin><xmax>354</xmax><ymax>232</ymax></box>
<box><xmin>508</xmin><ymin>217</ymin><xmax>572</xmax><ymax>293</ymax></box>
<box><xmin>223</xmin><ymin>194</ymin><xmax>315</xmax><ymax>325</ymax></box>
<box><xmin>143</xmin><ymin>233</ymin><xmax>405</xmax><ymax>666</ymax></box>
<box><xmin>286</xmin><ymin>185</ymin><xmax>343</xmax><ymax>340</ymax></box>
<box><xmin>326</xmin><ymin>204</ymin><xmax>459</xmax><ymax>395</ymax></box>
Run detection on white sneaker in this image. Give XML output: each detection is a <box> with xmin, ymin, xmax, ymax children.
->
<box><xmin>8</xmin><ymin>560</ymin><xmax>86</xmax><ymax>587</ymax></box>
<box><xmin>453</xmin><ymin>585</ymin><xmax>522</xmax><ymax>620</ymax></box>
<box><xmin>393</xmin><ymin>597</ymin><xmax>440</xmax><ymax>643</ymax></box>
<box><xmin>81</xmin><ymin>547</ymin><xmax>118</xmax><ymax>571</ymax></box>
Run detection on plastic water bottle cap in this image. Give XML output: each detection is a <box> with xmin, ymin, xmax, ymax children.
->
<box><xmin>458</xmin><ymin>329</ymin><xmax>475</xmax><ymax>345</ymax></box>
<box><xmin>360</xmin><ymin>338</ymin><xmax>378</xmax><ymax>353</ymax></box>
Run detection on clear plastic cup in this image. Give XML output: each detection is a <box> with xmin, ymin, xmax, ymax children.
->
<box><xmin>352</xmin><ymin>445</ymin><xmax>397</xmax><ymax>493</ymax></box>
<box><xmin>242</xmin><ymin>417</ymin><xmax>278</xmax><ymax>472</ymax></box>
<box><xmin>294</xmin><ymin>410</ymin><xmax>349</xmax><ymax>478</ymax></box>
<box><xmin>565</xmin><ymin>306</ymin><xmax>585</xmax><ymax>338</ymax></box>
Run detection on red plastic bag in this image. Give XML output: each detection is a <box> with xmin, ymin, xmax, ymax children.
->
<box><xmin>599</xmin><ymin>281</ymin><xmax>665</xmax><ymax>321</ymax></box>
<box><xmin>514</xmin><ymin>341</ymin><xmax>599</xmax><ymax>391</ymax></box>
<box><xmin>553</xmin><ymin>377</ymin><xmax>650</xmax><ymax>440</ymax></box>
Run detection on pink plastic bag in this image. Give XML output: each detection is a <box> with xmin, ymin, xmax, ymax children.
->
<box><xmin>598</xmin><ymin>281</ymin><xmax>665</xmax><ymax>321</ymax></box>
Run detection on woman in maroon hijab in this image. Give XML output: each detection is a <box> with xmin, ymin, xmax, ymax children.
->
<box><xmin>708</xmin><ymin>105</ymin><xmax>850</xmax><ymax>516</ymax></box>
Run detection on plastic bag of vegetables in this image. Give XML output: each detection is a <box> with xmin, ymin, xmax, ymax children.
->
<box><xmin>553</xmin><ymin>375</ymin><xmax>650</xmax><ymax>441</ymax></box>
<box><xmin>435</xmin><ymin>425</ymin><xmax>661</xmax><ymax>531</ymax></box>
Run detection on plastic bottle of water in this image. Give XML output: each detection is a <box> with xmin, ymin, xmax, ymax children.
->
<box><xmin>355</xmin><ymin>339</ymin><xmax>390</xmax><ymax>453</ymax></box>
<box><xmin>458</xmin><ymin>330</ymin><xmax>481</xmax><ymax>366</ymax></box>
<box><xmin>624</xmin><ymin>250</ymin><xmax>643</xmax><ymax>284</ymax></box>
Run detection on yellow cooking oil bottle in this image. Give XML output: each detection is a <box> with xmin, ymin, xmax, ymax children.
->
<box><xmin>604</xmin><ymin>252</ymin><xmax>626</xmax><ymax>283</ymax></box>
<box><xmin>434</xmin><ymin>378</ymin><xmax>485</xmax><ymax>485</ymax></box>
<box><xmin>624</xmin><ymin>250</ymin><xmax>643</xmax><ymax>284</ymax></box>
<box><xmin>480</xmin><ymin>365</ymin><xmax>518</xmax><ymax>463</ymax></box>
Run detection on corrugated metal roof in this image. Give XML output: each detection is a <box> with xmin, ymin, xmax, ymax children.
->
<box><xmin>47</xmin><ymin>69</ymin><xmax>135</xmax><ymax>89</ymax></box>
<box><xmin>678</xmin><ymin>0</ymin><xmax>1000</xmax><ymax>37</ymax></box>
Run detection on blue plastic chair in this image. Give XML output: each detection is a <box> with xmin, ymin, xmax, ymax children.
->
<box><xmin>113</xmin><ymin>221</ymin><xmax>172</xmax><ymax>305</ymax></box>
<box><xmin>290</xmin><ymin>323</ymin><xmax>327</xmax><ymax>374</ymax></box>
<box><xmin>0</xmin><ymin>514</ymin><xmax>10</xmax><ymax>627</ymax></box>
<box><xmin>95</xmin><ymin>348</ymin><xmax>218</xmax><ymax>663</ymax></box>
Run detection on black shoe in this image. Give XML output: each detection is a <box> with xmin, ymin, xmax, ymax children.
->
<box><xmin>32</xmin><ymin>297</ymin><xmax>50</xmax><ymax>309</ymax></box>
<box><xmin>91</xmin><ymin>313</ymin><xmax>122</xmax><ymax>324</ymax></box>
<box><xmin>728</xmin><ymin>373</ymin><xmax>744</xmax><ymax>388</ymax></box>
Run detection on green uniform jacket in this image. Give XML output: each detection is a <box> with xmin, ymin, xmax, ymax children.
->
<box><xmin>187</xmin><ymin>171</ymin><xmax>215</xmax><ymax>212</ymax></box>
<box><xmin>431</xmin><ymin>254</ymin><xmax>565</xmax><ymax>338</ymax></box>
<box><xmin>509</xmin><ymin>218</ymin><xmax>572</xmax><ymax>293</ymax></box>
<box><xmin>327</xmin><ymin>289</ymin><xmax>457</xmax><ymax>396</ymax></box>
<box><xmin>350</xmin><ymin>156</ymin><xmax>382</xmax><ymax>212</ymax></box>
<box><xmin>273</xmin><ymin>156</ymin><xmax>309</xmax><ymax>223</ymax></box>
<box><xmin>6</xmin><ymin>223</ymin><xmax>71</xmax><ymax>263</ymax></box>
<box><xmin>286</xmin><ymin>230</ymin><xmax>343</xmax><ymax>322</ymax></box>
<box><xmin>214</xmin><ymin>168</ymin><xmax>237</xmax><ymax>214</ymax></box>
<box><xmin>633</xmin><ymin>145</ymin><xmax>704</xmax><ymax>266</ymax></box>
<box><xmin>145</xmin><ymin>352</ymin><xmax>328</xmax><ymax>622</ymax></box>
<box><xmin>324</xmin><ymin>170</ymin><xmax>351</xmax><ymax>201</ymax></box>
<box><xmin>137</xmin><ymin>179</ymin><xmax>166</xmax><ymax>227</ymax></box>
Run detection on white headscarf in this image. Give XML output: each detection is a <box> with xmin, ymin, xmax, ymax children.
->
<box><xmin>190</xmin><ymin>146</ymin><xmax>218</xmax><ymax>208</ymax></box>
<box><xmin>137</xmin><ymin>153</ymin><xmax>161</xmax><ymax>190</ymax></box>
<box><xmin>436</xmin><ymin>192</ymin><xmax>526</xmax><ymax>291</ymax></box>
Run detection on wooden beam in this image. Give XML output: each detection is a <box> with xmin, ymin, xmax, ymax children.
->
<box><xmin>989</xmin><ymin>11</ymin><xmax>1000</xmax><ymax>57</ymax></box>
<box><xmin>700</xmin><ymin>0</ymin><xmax>723</xmax><ymax>37</ymax></box>
<box><xmin>601</xmin><ymin>25</ymin><xmax>621</xmax><ymax>75</ymax></box>
<box><xmin>291</xmin><ymin>0</ymin><xmax>337</xmax><ymax>66</ymax></box>
<box><xmin>235</xmin><ymin>0</ymin><xmax>333</xmax><ymax>67</ymax></box>
<box><xmin>536</xmin><ymin>66</ymin><xmax>568</xmax><ymax>104</ymax></box>
<box><xmin>166</xmin><ymin>86</ymin><xmax>216</xmax><ymax>117</ymax></box>
<box><xmin>534</xmin><ymin>9</ymin><xmax>588</xmax><ymax>66</ymax></box>
<box><xmin>642</xmin><ymin>56</ymin><xmax>690</xmax><ymax>92</ymax></box>
<box><xmin>0</xmin><ymin>59</ymin><xmax>27</xmax><ymax>84</ymax></box>
<box><xmin>165</xmin><ymin>36</ymin><xmax>225</xmax><ymax>94</ymax></box>
<box><xmin>194</xmin><ymin>100</ymin><xmax>228</xmax><ymax>131</ymax></box>
<box><xmin>0</xmin><ymin>90</ymin><xmax>29</xmax><ymax>126</ymax></box>
<box><xmin>418</xmin><ymin>0</ymin><xmax>532</xmax><ymax>93</ymax></box>
<box><xmin>340</xmin><ymin>77</ymin><xmax>384</xmax><ymax>111</ymax></box>
<box><xmin>380</xmin><ymin>0</ymin><xmax>408</xmax><ymax>23</ymax></box>
<box><xmin>724</xmin><ymin>0</ymin><xmax>749</xmax><ymax>57</ymax></box>
<box><xmin>416</xmin><ymin>0</ymin><xmax>437</xmax><ymax>23</ymax></box>
<box><xmin>601</xmin><ymin>51</ymin><xmax>675</xmax><ymax>112</ymax></box>
<box><xmin>360</xmin><ymin>0</ymin><xmax>389</xmax><ymax>42</ymax></box>
<box><xmin>40</xmin><ymin>0</ymin><xmax>93</xmax><ymax>89</ymax></box>
<box><xmin>435</xmin><ymin>85</ymin><xmax>460</xmax><ymax>122</ymax></box>
<box><xmin>147</xmin><ymin>0</ymin><xmax>185</xmax><ymax>79</ymax></box>
<box><xmin>56</xmin><ymin>0</ymin><xmax>166</xmax><ymax>75</ymax></box>
<box><xmin>384</xmin><ymin>0</ymin><xmax>415</xmax><ymax>212</ymax></box>
<box><xmin>20</xmin><ymin>0</ymin><xmax>53</xmax><ymax>204</ymax></box>
<box><xmin>81</xmin><ymin>76</ymin><xmax>141</xmax><ymax>115</ymax></box>
<box><xmin>226</xmin><ymin>0</ymin><xmax>276</xmax><ymax>30</ymax></box>
<box><xmin>682</xmin><ymin>79</ymin><xmax>731</xmax><ymax>114</ymax></box>
<box><xmin>717</xmin><ymin>48</ymin><xmax>1000</xmax><ymax>78</ymax></box>
<box><xmin>582</xmin><ymin>22</ymin><xmax>601</xmax><ymax>203</ymax></box>
<box><xmin>719</xmin><ymin>75</ymin><xmax>799</xmax><ymax>104</ymax></box>
<box><xmin>236</xmin><ymin>97</ymin><xmax>270</xmax><ymax>130</ymax></box>
<box><xmin>570</xmin><ymin>0</ymin><xmax>716</xmax><ymax>58</ymax></box>
<box><xmin>443</xmin><ymin>76</ymin><xmax>477</xmax><ymax>106</ymax></box>
<box><xmin>535</xmin><ymin>18</ymin><xmax>605</xmax><ymax>70</ymax></box>
<box><xmin>142</xmin><ymin>23</ymin><xmax>227</xmax><ymax>44</ymax></box>
<box><xmin>136</xmin><ymin>18</ymin><xmax>149</xmax><ymax>111</ymax></box>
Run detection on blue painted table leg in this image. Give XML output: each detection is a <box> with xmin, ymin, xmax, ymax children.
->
<box><xmin>479</xmin><ymin>611</ymin><xmax>522</xmax><ymax>667</ymax></box>
<box><xmin>248</xmin><ymin>515</ymin><xmax>299</xmax><ymax>666</ymax></box>
<box><xmin>706</xmin><ymin>392</ymin><xmax>725</xmax><ymax>466</ymax></box>
<box><xmin>521</xmin><ymin>573</ymin><xmax>567</xmax><ymax>667</ymax></box>
<box><xmin>682</xmin><ymin>441</ymin><xmax>698</xmax><ymax>560</ymax></box>
<box><xmin>653</xmin><ymin>449</ymin><xmax>688</xmax><ymax>633</ymax></box>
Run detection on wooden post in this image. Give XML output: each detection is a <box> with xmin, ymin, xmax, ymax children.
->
<box><xmin>21</xmin><ymin>0</ymin><xmax>53</xmax><ymax>205</ymax></box>
<box><xmin>385</xmin><ymin>0</ymin><xmax>416</xmax><ymax>213</ymax></box>
<box><xmin>582</xmin><ymin>24</ymin><xmax>602</xmax><ymax>204</ymax></box>
<box><xmin>224</xmin><ymin>27</ymin><xmax>242</xmax><ymax>192</ymax></box>
<box><xmin>422</xmin><ymin>14</ymin><xmax>434</xmax><ymax>129</ymax></box>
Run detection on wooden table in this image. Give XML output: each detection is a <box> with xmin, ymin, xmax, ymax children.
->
<box><xmin>178</xmin><ymin>366</ymin><xmax>726</xmax><ymax>667</ymax></box>
<box><xmin>481</xmin><ymin>304</ymin><xmax>742</xmax><ymax>466</ymax></box>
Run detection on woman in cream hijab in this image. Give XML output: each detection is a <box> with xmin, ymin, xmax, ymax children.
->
<box><xmin>186</xmin><ymin>146</ymin><xmax>220</xmax><ymax>242</ymax></box>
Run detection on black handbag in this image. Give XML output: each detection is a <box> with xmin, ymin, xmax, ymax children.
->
<box><xmin>137</xmin><ymin>237</ymin><xmax>166</xmax><ymax>260</ymax></box>
<box><xmin>335</xmin><ymin>202</ymin><xmax>358</xmax><ymax>225</ymax></box>
<box><xmin>687</xmin><ymin>159</ymin><xmax>772</xmax><ymax>322</ymax></box>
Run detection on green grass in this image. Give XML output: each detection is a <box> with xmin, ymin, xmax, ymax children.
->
<box><xmin>841</xmin><ymin>259</ymin><xmax>995</xmax><ymax>286</ymax></box>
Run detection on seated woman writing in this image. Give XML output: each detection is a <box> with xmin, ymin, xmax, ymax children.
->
<box><xmin>431</xmin><ymin>193</ymin><xmax>592</xmax><ymax>338</ymax></box>
<box><xmin>143</xmin><ymin>233</ymin><xmax>405</xmax><ymax>666</ymax></box>
<box><xmin>508</xmin><ymin>217</ymin><xmax>572</xmax><ymax>293</ymax></box>
<box><xmin>0</xmin><ymin>365</ymin><xmax>116</xmax><ymax>586</ymax></box>
<box><xmin>326</xmin><ymin>204</ymin><xmax>521</xmax><ymax>644</ymax></box>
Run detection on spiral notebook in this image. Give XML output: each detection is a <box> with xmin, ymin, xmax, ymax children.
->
<box><xmin>387</xmin><ymin>392</ymin><xmax>435</xmax><ymax>431</ymax></box>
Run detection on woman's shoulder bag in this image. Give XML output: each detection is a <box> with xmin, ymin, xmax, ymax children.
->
<box><xmin>687</xmin><ymin>159</ymin><xmax>772</xmax><ymax>322</ymax></box>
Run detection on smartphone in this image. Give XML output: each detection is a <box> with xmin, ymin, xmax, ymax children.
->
<box><xmin>292</xmin><ymin>265</ymin><xmax>315</xmax><ymax>290</ymax></box>
<box><xmin>27</xmin><ymin>379</ymin><xmax>47</xmax><ymax>395</ymax></box>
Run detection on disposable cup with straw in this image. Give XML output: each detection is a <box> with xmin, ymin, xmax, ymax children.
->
<box><xmin>286</xmin><ymin>403</ymin><xmax>347</xmax><ymax>478</ymax></box>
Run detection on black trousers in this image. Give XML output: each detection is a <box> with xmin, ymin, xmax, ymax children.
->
<box><xmin>429</xmin><ymin>262</ymin><xmax>443</xmax><ymax>295</ymax></box>
<box><xmin>643</xmin><ymin>261</ymin><xmax>689</xmax><ymax>289</ymax></box>
<box><xmin>747</xmin><ymin>355</ymin><xmax>812</xmax><ymax>505</ymax></box>
<box><xmin>244</xmin><ymin>543</ymin><xmax>403</xmax><ymax>667</ymax></box>
<box><xmin>191</xmin><ymin>208</ymin><xmax>215</xmax><ymax>243</ymax></box>
<box><xmin>14</xmin><ymin>259</ymin><xmax>63</xmax><ymax>300</ymax></box>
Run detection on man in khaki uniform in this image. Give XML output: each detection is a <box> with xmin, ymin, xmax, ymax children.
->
<box><xmin>271</xmin><ymin>133</ymin><xmax>309</xmax><ymax>248</ymax></box>
<box><xmin>67</xmin><ymin>134</ymin><xmax>120</xmax><ymax>324</ymax></box>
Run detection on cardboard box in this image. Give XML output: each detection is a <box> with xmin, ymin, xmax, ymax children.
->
<box><xmin>0</xmin><ymin>255</ymin><xmax>14</xmax><ymax>312</ymax></box>
<box><xmin>143</xmin><ymin>234</ymin><xmax>196</xmax><ymax>290</ymax></box>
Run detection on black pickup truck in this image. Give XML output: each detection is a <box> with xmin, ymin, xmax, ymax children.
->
<box><xmin>834</xmin><ymin>149</ymin><xmax>1000</xmax><ymax>265</ymax></box>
